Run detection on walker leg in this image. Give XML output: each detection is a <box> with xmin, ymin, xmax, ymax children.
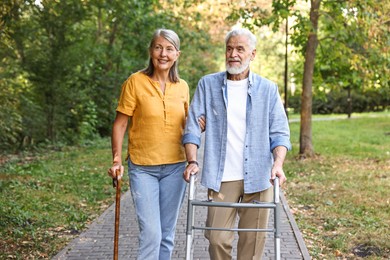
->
<box><xmin>185</xmin><ymin>175</ymin><xmax>196</xmax><ymax>260</ymax></box>
<box><xmin>274</xmin><ymin>178</ymin><xmax>281</xmax><ymax>260</ymax></box>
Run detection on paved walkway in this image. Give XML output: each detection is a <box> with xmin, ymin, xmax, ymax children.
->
<box><xmin>53</xmin><ymin>186</ymin><xmax>310</xmax><ymax>259</ymax></box>
<box><xmin>53</xmin><ymin>142</ymin><xmax>311</xmax><ymax>260</ymax></box>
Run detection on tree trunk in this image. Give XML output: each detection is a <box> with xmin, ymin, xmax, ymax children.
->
<box><xmin>45</xmin><ymin>92</ymin><xmax>55</xmax><ymax>142</ymax></box>
<box><xmin>299</xmin><ymin>0</ymin><xmax>321</xmax><ymax>158</ymax></box>
<box><xmin>347</xmin><ymin>87</ymin><xmax>352</xmax><ymax>118</ymax></box>
<box><xmin>284</xmin><ymin>18</ymin><xmax>288</xmax><ymax>118</ymax></box>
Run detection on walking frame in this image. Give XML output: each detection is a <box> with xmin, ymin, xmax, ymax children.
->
<box><xmin>185</xmin><ymin>175</ymin><xmax>281</xmax><ymax>260</ymax></box>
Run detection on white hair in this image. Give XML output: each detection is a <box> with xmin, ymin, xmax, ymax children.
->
<box><xmin>225</xmin><ymin>28</ymin><xmax>257</xmax><ymax>51</ymax></box>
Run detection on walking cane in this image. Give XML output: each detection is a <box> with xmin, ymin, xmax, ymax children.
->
<box><xmin>113</xmin><ymin>169</ymin><xmax>121</xmax><ymax>260</ymax></box>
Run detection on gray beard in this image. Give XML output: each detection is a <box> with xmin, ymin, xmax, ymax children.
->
<box><xmin>226</xmin><ymin>58</ymin><xmax>251</xmax><ymax>75</ymax></box>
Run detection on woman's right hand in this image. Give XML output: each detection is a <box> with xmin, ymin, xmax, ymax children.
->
<box><xmin>108</xmin><ymin>163</ymin><xmax>124</xmax><ymax>180</ymax></box>
<box><xmin>183</xmin><ymin>162</ymin><xmax>199</xmax><ymax>183</ymax></box>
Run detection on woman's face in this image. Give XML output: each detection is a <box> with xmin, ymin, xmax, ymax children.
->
<box><xmin>150</xmin><ymin>36</ymin><xmax>180</xmax><ymax>73</ymax></box>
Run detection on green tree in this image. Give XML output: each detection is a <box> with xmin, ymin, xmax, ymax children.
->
<box><xmin>0</xmin><ymin>0</ymin><xmax>220</xmax><ymax>151</ymax></box>
<box><xmin>229</xmin><ymin>0</ymin><xmax>389</xmax><ymax>158</ymax></box>
<box><xmin>316</xmin><ymin>1</ymin><xmax>389</xmax><ymax>116</ymax></box>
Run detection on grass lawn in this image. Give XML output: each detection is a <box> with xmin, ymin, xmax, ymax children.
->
<box><xmin>0</xmin><ymin>111</ymin><xmax>389</xmax><ymax>259</ymax></box>
<box><xmin>0</xmin><ymin>139</ymin><xmax>130</xmax><ymax>258</ymax></box>
<box><xmin>285</xmin><ymin>111</ymin><xmax>389</xmax><ymax>259</ymax></box>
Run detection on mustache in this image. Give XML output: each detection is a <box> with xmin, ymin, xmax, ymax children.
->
<box><xmin>227</xmin><ymin>58</ymin><xmax>241</xmax><ymax>62</ymax></box>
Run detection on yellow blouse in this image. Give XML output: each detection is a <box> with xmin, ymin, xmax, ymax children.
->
<box><xmin>116</xmin><ymin>71</ymin><xmax>189</xmax><ymax>165</ymax></box>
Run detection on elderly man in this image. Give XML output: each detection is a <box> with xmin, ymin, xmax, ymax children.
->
<box><xmin>182</xmin><ymin>28</ymin><xmax>291</xmax><ymax>259</ymax></box>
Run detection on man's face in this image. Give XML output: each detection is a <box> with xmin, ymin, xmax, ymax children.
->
<box><xmin>225</xmin><ymin>35</ymin><xmax>256</xmax><ymax>75</ymax></box>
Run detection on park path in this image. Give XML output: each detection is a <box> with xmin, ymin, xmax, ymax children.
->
<box><xmin>53</xmin><ymin>139</ymin><xmax>311</xmax><ymax>260</ymax></box>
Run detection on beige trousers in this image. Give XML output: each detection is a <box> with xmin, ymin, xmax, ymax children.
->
<box><xmin>205</xmin><ymin>180</ymin><xmax>273</xmax><ymax>260</ymax></box>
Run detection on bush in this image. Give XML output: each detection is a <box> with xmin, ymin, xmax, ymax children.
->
<box><xmin>286</xmin><ymin>88</ymin><xmax>389</xmax><ymax>114</ymax></box>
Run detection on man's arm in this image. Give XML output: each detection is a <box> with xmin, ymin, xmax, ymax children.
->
<box><xmin>183</xmin><ymin>143</ymin><xmax>199</xmax><ymax>182</ymax></box>
<box><xmin>271</xmin><ymin>146</ymin><xmax>288</xmax><ymax>186</ymax></box>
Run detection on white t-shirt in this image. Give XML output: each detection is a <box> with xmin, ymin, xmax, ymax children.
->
<box><xmin>222</xmin><ymin>78</ymin><xmax>248</xmax><ymax>182</ymax></box>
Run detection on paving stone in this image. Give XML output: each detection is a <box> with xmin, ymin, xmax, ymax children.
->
<box><xmin>53</xmin><ymin>143</ymin><xmax>310</xmax><ymax>260</ymax></box>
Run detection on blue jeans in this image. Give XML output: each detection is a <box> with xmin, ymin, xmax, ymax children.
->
<box><xmin>128</xmin><ymin>160</ymin><xmax>187</xmax><ymax>260</ymax></box>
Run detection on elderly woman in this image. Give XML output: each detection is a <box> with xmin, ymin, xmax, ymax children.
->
<box><xmin>108</xmin><ymin>28</ymin><xmax>190</xmax><ymax>259</ymax></box>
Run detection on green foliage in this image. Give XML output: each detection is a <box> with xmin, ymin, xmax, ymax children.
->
<box><xmin>64</xmin><ymin>100</ymin><xmax>99</xmax><ymax>144</ymax></box>
<box><xmin>1</xmin><ymin>0</ymin><xmax>387</xmax><ymax>155</ymax></box>
<box><xmin>228</xmin><ymin>0</ymin><xmax>298</xmax><ymax>32</ymax></box>
<box><xmin>315</xmin><ymin>0</ymin><xmax>389</xmax><ymax>95</ymax></box>
<box><xmin>289</xmin><ymin>87</ymin><xmax>388</xmax><ymax>114</ymax></box>
<box><xmin>0</xmin><ymin>76</ymin><xmax>23</xmax><ymax>151</ymax></box>
<box><xmin>228</xmin><ymin>0</ymin><xmax>389</xmax><ymax>117</ymax></box>
<box><xmin>0</xmin><ymin>0</ymin><xmax>219</xmax><ymax>152</ymax></box>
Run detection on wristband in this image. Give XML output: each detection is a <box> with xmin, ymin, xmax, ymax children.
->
<box><xmin>187</xmin><ymin>160</ymin><xmax>198</xmax><ymax>166</ymax></box>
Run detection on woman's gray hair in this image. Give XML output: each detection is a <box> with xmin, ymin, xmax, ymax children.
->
<box><xmin>142</xmin><ymin>29</ymin><xmax>181</xmax><ymax>83</ymax></box>
<box><xmin>225</xmin><ymin>28</ymin><xmax>257</xmax><ymax>51</ymax></box>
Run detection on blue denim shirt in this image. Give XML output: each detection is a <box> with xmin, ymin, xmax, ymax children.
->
<box><xmin>182</xmin><ymin>71</ymin><xmax>292</xmax><ymax>193</ymax></box>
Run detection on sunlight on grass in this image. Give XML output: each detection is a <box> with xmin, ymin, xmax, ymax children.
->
<box><xmin>0</xmin><ymin>137</ymin><xmax>129</xmax><ymax>258</ymax></box>
<box><xmin>286</xmin><ymin>112</ymin><xmax>390</xmax><ymax>259</ymax></box>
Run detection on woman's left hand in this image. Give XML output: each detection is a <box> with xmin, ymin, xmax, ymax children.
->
<box><xmin>198</xmin><ymin>116</ymin><xmax>206</xmax><ymax>132</ymax></box>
